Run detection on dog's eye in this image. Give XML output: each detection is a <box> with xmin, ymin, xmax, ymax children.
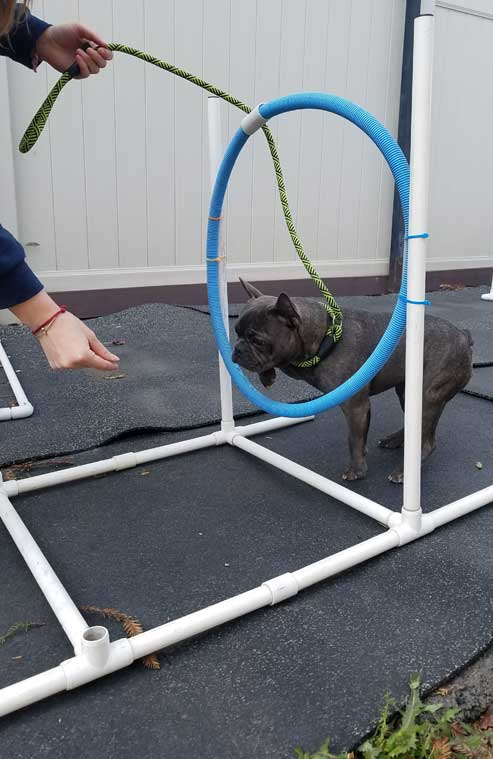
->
<box><xmin>252</xmin><ymin>335</ymin><xmax>267</xmax><ymax>348</ymax></box>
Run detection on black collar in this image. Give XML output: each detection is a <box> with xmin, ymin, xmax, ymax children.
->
<box><xmin>291</xmin><ymin>313</ymin><xmax>339</xmax><ymax>368</ymax></box>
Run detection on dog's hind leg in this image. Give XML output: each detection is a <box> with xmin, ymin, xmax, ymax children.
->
<box><xmin>378</xmin><ymin>382</ymin><xmax>405</xmax><ymax>449</ymax></box>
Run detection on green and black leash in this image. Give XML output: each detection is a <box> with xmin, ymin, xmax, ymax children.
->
<box><xmin>20</xmin><ymin>42</ymin><xmax>343</xmax><ymax>367</ymax></box>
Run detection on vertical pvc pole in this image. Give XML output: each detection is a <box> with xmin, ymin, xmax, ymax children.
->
<box><xmin>481</xmin><ymin>274</ymin><xmax>493</xmax><ymax>301</ymax></box>
<box><xmin>402</xmin><ymin>12</ymin><xmax>435</xmax><ymax>519</ymax></box>
<box><xmin>207</xmin><ymin>95</ymin><xmax>234</xmax><ymax>432</ymax></box>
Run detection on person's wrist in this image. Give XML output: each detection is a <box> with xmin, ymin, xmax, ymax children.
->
<box><xmin>34</xmin><ymin>26</ymin><xmax>52</xmax><ymax>63</ymax></box>
<box><xmin>10</xmin><ymin>291</ymin><xmax>62</xmax><ymax>331</ymax></box>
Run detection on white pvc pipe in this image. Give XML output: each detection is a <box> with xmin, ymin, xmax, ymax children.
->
<box><xmin>207</xmin><ymin>95</ymin><xmax>234</xmax><ymax>432</ymax></box>
<box><xmin>0</xmin><ymin>524</ymin><xmax>403</xmax><ymax>716</ymax></box>
<box><xmin>431</xmin><ymin>484</ymin><xmax>493</xmax><ymax>528</ymax></box>
<box><xmin>2</xmin><ymin>431</ymin><xmax>223</xmax><ymax>497</ymax></box>
<box><xmin>2</xmin><ymin>418</ymin><xmax>314</xmax><ymax>499</ymax></box>
<box><xmin>292</xmin><ymin>530</ymin><xmax>399</xmax><ymax>590</ymax></box>
<box><xmin>402</xmin><ymin>14</ymin><xmax>435</xmax><ymax>516</ymax></box>
<box><xmin>231</xmin><ymin>435</ymin><xmax>394</xmax><ymax>526</ymax></box>
<box><xmin>0</xmin><ymin>665</ymin><xmax>67</xmax><ymax>717</ymax></box>
<box><xmin>123</xmin><ymin>532</ymin><xmax>399</xmax><ymax>660</ymax></box>
<box><xmin>0</xmin><ymin>492</ymin><xmax>88</xmax><ymax>651</ymax></box>
<box><xmin>0</xmin><ymin>340</ymin><xmax>33</xmax><ymax>420</ymax></box>
<box><xmin>129</xmin><ymin>586</ymin><xmax>272</xmax><ymax>659</ymax></box>
<box><xmin>232</xmin><ymin>415</ymin><xmax>314</xmax><ymax>437</ymax></box>
<box><xmin>481</xmin><ymin>274</ymin><xmax>493</xmax><ymax>301</ymax></box>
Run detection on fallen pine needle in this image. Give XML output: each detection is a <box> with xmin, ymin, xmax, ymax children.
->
<box><xmin>79</xmin><ymin>605</ymin><xmax>160</xmax><ymax>670</ymax></box>
<box><xmin>0</xmin><ymin>621</ymin><xmax>46</xmax><ymax>646</ymax></box>
<box><xmin>2</xmin><ymin>459</ymin><xmax>73</xmax><ymax>481</ymax></box>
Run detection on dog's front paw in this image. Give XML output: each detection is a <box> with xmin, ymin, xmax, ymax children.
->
<box><xmin>342</xmin><ymin>466</ymin><xmax>367</xmax><ymax>481</ymax></box>
<box><xmin>388</xmin><ymin>469</ymin><xmax>404</xmax><ymax>484</ymax></box>
<box><xmin>259</xmin><ymin>369</ymin><xmax>276</xmax><ymax>388</ymax></box>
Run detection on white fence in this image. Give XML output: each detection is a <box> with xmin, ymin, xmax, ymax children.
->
<box><xmin>2</xmin><ymin>0</ymin><xmax>407</xmax><ymax>294</ymax></box>
<box><xmin>429</xmin><ymin>1</ymin><xmax>493</xmax><ymax>272</ymax></box>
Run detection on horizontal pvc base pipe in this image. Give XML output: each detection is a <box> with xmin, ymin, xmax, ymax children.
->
<box><xmin>231</xmin><ymin>435</ymin><xmax>394</xmax><ymax>526</ymax></box>
<box><xmin>0</xmin><ymin>530</ymin><xmax>399</xmax><ymax>717</ymax></box>
<box><xmin>2</xmin><ymin>416</ymin><xmax>313</xmax><ymax>498</ymax></box>
<box><xmin>0</xmin><ymin>416</ymin><xmax>490</xmax><ymax>717</ymax></box>
<box><xmin>430</xmin><ymin>484</ymin><xmax>493</xmax><ymax>528</ymax></box>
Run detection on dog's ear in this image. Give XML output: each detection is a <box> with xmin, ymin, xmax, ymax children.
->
<box><xmin>239</xmin><ymin>277</ymin><xmax>263</xmax><ymax>299</ymax></box>
<box><xmin>274</xmin><ymin>293</ymin><xmax>300</xmax><ymax>329</ymax></box>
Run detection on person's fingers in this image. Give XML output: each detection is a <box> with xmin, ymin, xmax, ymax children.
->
<box><xmin>87</xmin><ymin>332</ymin><xmax>120</xmax><ymax>363</ymax></box>
<box><xmin>70</xmin><ymin>349</ymin><xmax>119</xmax><ymax>371</ymax></box>
<box><xmin>77</xmin><ymin>49</ymin><xmax>100</xmax><ymax>75</ymax></box>
<box><xmin>85</xmin><ymin>353</ymin><xmax>120</xmax><ymax>371</ymax></box>
<box><xmin>98</xmin><ymin>47</ymin><xmax>113</xmax><ymax>62</ymax></box>
<box><xmin>74</xmin><ymin>52</ymin><xmax>90</xmax><ymax>79</ymax></box>
<box><xmin>85</xmin><ymin>46</ymin><xmax>108</xmax><ymax>69</ymax></box>
<box><xmin>77</xmin><ymin>26</ymin><xmax>109</xmax><ymax>50</ymax></box>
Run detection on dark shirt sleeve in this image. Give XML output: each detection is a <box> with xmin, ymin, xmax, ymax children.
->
<box><xmin>0</xmin><ymin>226</ymin><xmax>43</xmax><ymax>309</ymax></box>
<box><xmin>0</xmin><ymin>5</ymin><xmax>51</xmax><ymax>69</ymax></box>
<box><xmin>0</xmin><ymin>6</ymin><xmax>48</xmax><ymax>307</ymax></box>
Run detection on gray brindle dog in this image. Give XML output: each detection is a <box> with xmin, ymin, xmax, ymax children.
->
<box><xmin>232</xmin><ymin>279</ymin><xmax>473</xmax><ymax>484</ymax></box>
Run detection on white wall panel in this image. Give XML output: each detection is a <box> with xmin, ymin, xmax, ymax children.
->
<box><xmin>6</xmin><ymin>0</ymin><xmax>408</xmax><ymax>291</ymax></box>
<box><xmin>429</xmin><ymin>3</ymin><xmax>493</xmax><ymax>269</ymax></box>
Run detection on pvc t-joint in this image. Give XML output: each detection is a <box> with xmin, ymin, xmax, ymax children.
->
<box><xmin>81</xmin><ymin>626</ymin><xmax>110</xmax><ymax>669</ymax></box>
<box><xmin>241</xmin><ymin>104</ymin><xmax>267</xmax><ymax>135</ymax></box>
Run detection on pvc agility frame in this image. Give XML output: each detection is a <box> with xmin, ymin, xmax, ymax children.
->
<box><xmin>0</xmin><ymin>340</ymin><xmax>33</xmax><ymax>421</ymax></box>
<box><xmin>0</xmin><ymin>5</ymin><xmax>491</xmax><ymax>717</ymax></box>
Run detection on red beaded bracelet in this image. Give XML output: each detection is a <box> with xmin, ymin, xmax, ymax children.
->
<box><xmin>32</xmin><ymin>306</ymin><xmax>68</xmax><ymax>336</ymax></box>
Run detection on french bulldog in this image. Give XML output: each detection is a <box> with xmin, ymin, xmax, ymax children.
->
<box><xmin>232</xmin><ymin>278</ymin><xmax>473</xmax><ymax>483</ymax></box>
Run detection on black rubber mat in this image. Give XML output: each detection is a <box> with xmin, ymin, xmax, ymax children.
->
<box><xmin>1</xmin><ymin>287</ymin><xmax>491</xmax><ymax>462</ymax></box>
<box><xmin>0</xmin><ymin>391</ymin><xmax>491</xmax><ymax>758</ymax></box>
<box><xmin>0</xmin><ymin>305</ymin><xmax>318</xmax><ymax>464</ymax></box>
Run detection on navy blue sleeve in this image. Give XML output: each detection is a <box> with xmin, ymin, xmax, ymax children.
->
<box><xmin>0</xmin><ymin>225</ymin><xmax>43</xmax><ymax>309</ymax></box>
<box><xmin>0</xmin><ymin>5</ymin><xmax>51</xmax><ymax>69</ymax></box>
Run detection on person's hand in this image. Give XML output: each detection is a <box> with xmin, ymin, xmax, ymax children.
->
<box><xmin>35</xmin><ymin>22</ymin><xmax>113</xmax><ymax>78</ymax></box>
<box><xmin>10</xmin><ymin>291</ymin><xmax>120</xmax><ymax>371</ymax></box>
<box><xmin>36</xmin><ymin>311</ymin><xmax>120</xmax><ymax>371</ymax></box>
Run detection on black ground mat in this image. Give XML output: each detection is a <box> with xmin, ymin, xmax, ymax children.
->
<box><xmin>0</xmin><ymin>305</ymin><xmax>318</xmax><ymax>464</ymax></box>
<box><xmin>0</xmin><ymin>287</ymin><xmax>491</xmax><ymax>463</ymax></box>
<box><xmin>0</xmin><ymin>392</ymin><xmax>491</xmax><ymax>758</ymax></box>
<box><xmin>464</xmin><ymin>365</ymin><xmax>493</xmax><ymax>401</ymax></box>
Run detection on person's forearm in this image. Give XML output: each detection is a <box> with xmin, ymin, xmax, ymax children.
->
<box><xmin>0</xmin><ymin>225</ymin><xmax>44</xmax><ymax>309</ymax></box>
<box><xmin>9</xmin><ymin>290</ymin><xmax>59</xmax><ymax>331</ymax></box>
<box><xmin>0</xmin><ymin>5</ymin><xmax>51</xmax><ymax>69</ymax></box>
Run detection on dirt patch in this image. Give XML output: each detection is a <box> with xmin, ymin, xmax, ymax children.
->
<box><xmin>428</xmin><ymin>642</ymin><xmax>493</xmax><ymax>722</ymax></box>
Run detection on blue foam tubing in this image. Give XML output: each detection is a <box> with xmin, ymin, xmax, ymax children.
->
<box><xmin>207</xmin><ymin>92</ymin><xmax>410</xmax><ymax>418</ymax></box>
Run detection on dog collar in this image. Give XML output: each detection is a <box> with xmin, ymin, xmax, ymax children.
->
<box><xmin>292</xmin><ymin>310</ymin><xmax>340</xmax><ymax>369</ymax></box>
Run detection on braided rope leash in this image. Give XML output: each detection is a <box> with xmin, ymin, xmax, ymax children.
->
<box><xmin>19</xmin><ymin>43</ymin><xmax>343</xmax><ymax>364</ymax></box>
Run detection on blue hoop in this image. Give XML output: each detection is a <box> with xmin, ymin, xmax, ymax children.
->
<box><xmin>207</xmin><ymin>92</ymin><xmax>410</xmax><ymax>417</ymax></box>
